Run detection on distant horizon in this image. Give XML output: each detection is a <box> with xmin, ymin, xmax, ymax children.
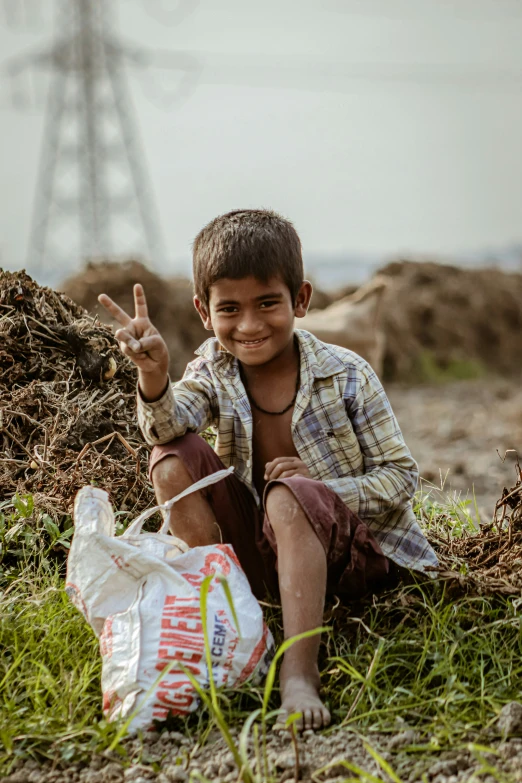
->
<box><xmin>2</xmin><ymin>237</ymin><xmax>520</xmax><ymax>292</ymax></box>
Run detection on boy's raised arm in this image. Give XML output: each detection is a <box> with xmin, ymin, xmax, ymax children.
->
<box><xmin>99</xmin><ymin>283</ymin><xmax>216</xmax><ymax>445</ymax></box>
<box><xmin>98</xmin><ymin>284</ymin><xmax>169</xmax><ymax>402</ymax></box>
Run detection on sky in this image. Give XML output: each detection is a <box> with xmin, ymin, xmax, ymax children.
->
<box><xmin>1</xmin><ymin>0</ymin><xmax>522</xmax><ymax>285</ymax></box>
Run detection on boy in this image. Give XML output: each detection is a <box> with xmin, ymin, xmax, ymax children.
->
<box><xmin>99</xmin><ymin>209</ymin><xmax>437</xmax><ymax>731</ymax></box>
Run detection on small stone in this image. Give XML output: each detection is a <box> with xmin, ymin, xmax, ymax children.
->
<box><xmin>89</xmin><ymin>757</ymin><xmax>105</xmax><ymax>772</ymax></box>
<box><xmin>320</xmin><ymin>756</ymin><xmax>348</xmax><ymax>779</ymax></box>
<box><xmin>498</xmin><ymin>702</ymin><xmax>522</xmax><ymax>737</ymax></box>
<box><xmin>274</xmin><ymin>752</ymin><xmax>295</xmax><ymax>771</ymax></box>
<box><xmin>430</xmin><ymin>760</ymin><xmax>458</xmax><ymax>776</ymax></box>
<box><xmin>388</xmin><ymin>730</ymin><xmax>417</xmax><ymax>750</ymax></box>
<box><xmin>499</xmin><ymin>740</ymin><xmax>518</xmax><ymax>759</ymax></box>
<box><xmin>123</xmin><ymin>769</ymin><xmax>145</xmax><ymax>781</ymax></box>
<box><xmin>163</xmin><ymin>766</ymin><xmax>188</xmax><ymax>783</ymax></box>
<box><xmin>99</xmin><ymin>763</ymin><xmax>124</xmax><ymax>781</ymax></box>
<box><xmin>83</xmin><ymin>773</ymin><xmax>104</xmax><ymax>783</ymax></box>
<box><xmin>454</xmin><ymin>753</ymin><xmax>470</xmax><ymax>772</ymax></box>
<box><xmin>217</xmin><ymin>763</ymin><xmax>232</xmax><ymax>777</ymax></box>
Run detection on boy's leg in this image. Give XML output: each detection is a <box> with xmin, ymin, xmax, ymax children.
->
<box><xmin>264</xmin><ymin>476</ymin><xmax>390</xmax><ymax>731</ymax></box>
<box><xmin>264</xmin><ymin>483</ymin><xmax>330</xmax><ymax>731</ymax></box>
<box><xmin>149</xmin><ymin>433</ymin><xmax>272</xmax><ymax>599</ymax></box>
<box><xmin>152</xmin><ymin>453</ymin><xmax>221</xmax><ymax>546</ymax></box>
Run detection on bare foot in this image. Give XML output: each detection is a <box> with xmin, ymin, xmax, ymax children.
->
<box><xmin>280</xmin><ymin>674</ymin><xmax>331</xmax><ymax>731</ymax></box>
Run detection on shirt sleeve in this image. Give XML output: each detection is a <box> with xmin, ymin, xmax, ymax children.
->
<box><xmin>323</xmin><ymin>368</ymin><xmax>418</xmax><ymax>518</ymax></box>
<box><xmin>137</xmin><ymin>359</ymin><xmax>218</xmax><ymax>446</ymax></box>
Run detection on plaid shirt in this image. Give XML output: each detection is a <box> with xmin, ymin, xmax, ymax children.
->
<box><xmin>137</xmin><ymin>329</ymin><xmax>438</xmax><ymax>573</ymax></box>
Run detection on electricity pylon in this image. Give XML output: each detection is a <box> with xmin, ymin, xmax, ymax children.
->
<box><xmin>4</xmin><ymin>0</ymin><xmax>173</xmax><ymax>278</ymax></box>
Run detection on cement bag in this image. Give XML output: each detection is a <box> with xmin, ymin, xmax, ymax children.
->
<box><xmin>66</xmin><ymin>468</ymin><xmax>274</xmax><ymax>732</ymax></box>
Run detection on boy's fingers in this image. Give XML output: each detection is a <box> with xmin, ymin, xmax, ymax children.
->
<box><xmin>115</xmin><ymin>328</ymin><xmax>142</xmax><ymax>353</ymax></box>
<box><xmin>277</xmin><ymin>469</ymin><xmax>299</xmax><ymax>479</ymax></box>
<box><xmin>98</xmin><ymin>294</ymin><xmax>132</xmax><ymax>327</ymax></box>
<box><xmin>268</xmin><ymin>456</ymin><xmax>297</xmax><ymax>465</ymax></box>
<box><xmin>265</xmin><ymin>461</ymin><xmax>297</xmax><ymax>480</ymax></box>
<box><xmin>265</xmin><ymin>456</ymin><xmax>299</xmax><ymax>471</ymax></box>
<box><xmin>133</xmin><ymin>284</ymin><xmax>149</xmax><ymax>320</ymax></box>
<box><xmin>120</xmin><ymin>343</ymin><xmax>140</xmax><ymax>361</ymax></box>
<box><xmin>265</xmin><ymin>457</ymin><xmax>302</xmax><ymax>477</ymax></box>
<box><xmin>137</xmin><ymin>335</ymin><xmax>165</xmax><ymax>354</ymax></box>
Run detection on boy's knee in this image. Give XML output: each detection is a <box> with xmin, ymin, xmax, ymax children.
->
<box><xmin>265</xmin><ymin>483</ymin><xmax>306</xmax><ymax>532</ymax></box>
<box><xmin>151</xmin><ymin>454</ymin><xmax>191</xmax><ymax>490</ymax></box>
<box><xmin>150</xmin><ymin>433</ymin><xmax>213</xmax><ymax>488</ymax></box>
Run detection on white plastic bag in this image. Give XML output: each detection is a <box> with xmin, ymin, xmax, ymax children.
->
<box><xmin>66</xmin><ymin>468</ymin><xmax>274</xmax><ymax>732</ymax></box>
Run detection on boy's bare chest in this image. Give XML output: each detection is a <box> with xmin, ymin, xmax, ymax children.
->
<box><xmin>250</xmin><ymin>408</ymin><xmax>298</xmax><ymax>489</ymax></box>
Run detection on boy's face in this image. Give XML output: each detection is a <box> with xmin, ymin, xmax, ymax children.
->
<box><xmin>194</xmin><ymin>275</ymin><xmax>312</xmax><ymax>366</ymax></box>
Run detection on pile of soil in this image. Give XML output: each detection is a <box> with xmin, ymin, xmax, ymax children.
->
<box><xmin>61</xmin><ymin>258</ymin><xmax>522</xmax><ymax>383</ymax></box>
<box><xmin>0</xmin><ymin>269</ymin><xmax>153</xmax><ymax>526</ymax></box>
<box><xmin>376</xmin><ymin>259</ymin><xmax>522</xmax><ymax>381</ymax></box>
<box><xmin>60</xmin><ymin>260</ymin><xmax>207</xmax><ymax>380</ymax></box>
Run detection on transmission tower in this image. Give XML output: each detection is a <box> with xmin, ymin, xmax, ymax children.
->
<box><xmin>4</xmin><ymin>0</ymin><xmax>173</xmax><ymax>278</ymax></box>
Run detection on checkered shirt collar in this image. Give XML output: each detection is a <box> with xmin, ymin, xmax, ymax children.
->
<box><xmin>194</xmin><ymin>329</ymin><xmax>346</xmax><ymax>381</ymax></box>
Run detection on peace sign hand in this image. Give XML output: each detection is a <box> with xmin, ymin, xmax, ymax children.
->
<box><xmin>98</xmin><ymin>284</ymin><xmax>170</xmax><ymax>377</ymax></box>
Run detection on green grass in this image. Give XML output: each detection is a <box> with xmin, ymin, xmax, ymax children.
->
<box><xmin>409</xmin><ymin>350</ymin><xmax>486</xmax><ymax>384</ymax></box>
<box><xmin>1</xmin><ymin>492</ymin><xmax>521</xmax><ymax>779</ymax></box>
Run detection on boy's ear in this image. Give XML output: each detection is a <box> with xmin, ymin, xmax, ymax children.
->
<box><xmin>294</xmin><ymin>280</ymin><xmax>313</xmax><ymax>318</ymax></box>
<box><xmin>194</xmin><ymin>296</ymin><xmax>213</xmax><ymax>330</ymax></box>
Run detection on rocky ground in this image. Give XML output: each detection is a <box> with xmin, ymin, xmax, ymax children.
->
<box><xmin>5</xmin><ymin>714</ymin><xmax>522</xmax><ymax>783</ymax></box>
<box><xmin>388</xmin><ymin>376</ymin><xmax>522</xmax><ymax>524</ymax></box>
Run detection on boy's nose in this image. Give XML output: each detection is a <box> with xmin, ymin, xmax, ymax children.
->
<box><xmin>236</xmin><ymin>312</ymin><xmax>264</xmax><ymax>336</ymax></box>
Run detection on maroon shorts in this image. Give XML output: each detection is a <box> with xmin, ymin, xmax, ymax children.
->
<box><xmin>148</xmin><ymin>433</ymin><xmax>390</xmax><ymax>600</ymax></box>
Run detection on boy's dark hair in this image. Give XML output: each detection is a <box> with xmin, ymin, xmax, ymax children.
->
<box><xmin>193</xmin><ymin>209</ymin><xmax>303</xmax><ymax>306</ymax></box>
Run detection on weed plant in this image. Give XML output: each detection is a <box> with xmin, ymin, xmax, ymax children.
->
<box><xmin>1</xmin><ymin>492</ymin><xmax>521</xmax><ymax>779</ymax></box>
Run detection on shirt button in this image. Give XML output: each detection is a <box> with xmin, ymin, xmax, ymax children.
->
<box><xmin>246</xmin><ymin>459</ymin><xmax>252</xmax><ymax>468</ymax></box>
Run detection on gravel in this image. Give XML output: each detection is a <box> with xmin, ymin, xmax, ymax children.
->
<box><xmin>4</xmin><ymin>724</ymin><xmax>522</xmax><ymax>783</ymax></box>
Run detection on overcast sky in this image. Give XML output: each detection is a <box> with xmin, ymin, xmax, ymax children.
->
<box><xmin>1</xmin><ymin>0</ymin><xmax>522</xmax><ymax>284</ymax></box>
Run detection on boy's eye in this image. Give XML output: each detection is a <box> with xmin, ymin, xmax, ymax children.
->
<box><xmin>260</xmin><ymin>300</ymin><xmax>278</xmax><ymax>308</ymax></box>
<box><xmin>219</xmin><ymin>306</ymin><xmax>238</xmax><ymax>314</ymax></box>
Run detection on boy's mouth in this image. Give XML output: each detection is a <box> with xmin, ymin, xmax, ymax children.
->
<box><xmin>236</xmin><ymin>337</ymin><xmax>268</xmax><ymax>348</ymax></box>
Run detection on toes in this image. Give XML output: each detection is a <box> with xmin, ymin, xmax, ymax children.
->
<box><xmin>312</xmin><ymin>707</ymin><xmax>324</xmax><ymax>730</ymax></box>
<box><xmin>302</xmin><ymin>708</ymin><xmax>313</xmax><ymax>731</ymax></box>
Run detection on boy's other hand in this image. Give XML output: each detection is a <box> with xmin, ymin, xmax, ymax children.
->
<box><xmin>264</xmin><ymin>457</ymin><xmax>312</xmax><ymax>481</ymax></box>
<box><xmin>98</xmin><ymin>284</ymin><xmax>169</xmax><ymax>378</ymax></box>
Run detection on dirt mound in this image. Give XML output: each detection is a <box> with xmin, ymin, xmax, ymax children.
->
<box><xmin>60</xmin><ymin>260</ymin><xmax>207</xmax><ymax>379</ymax></box>
<box><xmin>376</xmin><ymin>260</ymin><xmax>522</xmax><ymax>381</ymax></box>
<box><xmin>60</xmin><ymin>258</ymin><xmax>522</xmax><ymax>384</ymax></box>
<box><xmin>0</xmin><ymin>270</ymin><xmax>153</xmax><ymax>545</ymax></box>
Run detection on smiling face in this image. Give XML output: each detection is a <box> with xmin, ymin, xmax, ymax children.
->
<box><xmin>194</xmin><ymin>275</ymin><xmax>312</xmax><ymax>367</ymax></box>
